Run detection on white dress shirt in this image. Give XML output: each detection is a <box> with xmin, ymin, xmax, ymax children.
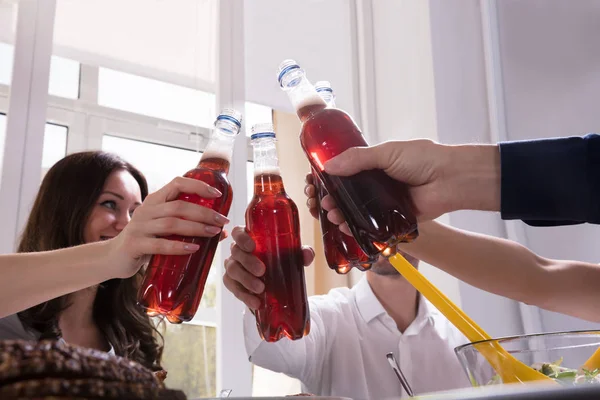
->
<box><xmin>244</xmin><ymin>277</ymin><xmax>471</xmax><ymax>400</ymax></box>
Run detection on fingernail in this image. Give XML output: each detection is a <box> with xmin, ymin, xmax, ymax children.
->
<box><xmin>208</xmin><ymin>186</ymin><xmax>222</xmax><ymax>196</ymax></box>
<box><xmin>205</xmin><ymin>226</ymin><xmax>222</xmax><ymax>235</ymax></box>
<box><xmin>214</xmin><ymin>213</ymin><xmax>230</xmax><ymax>225</ymax></box>
<box><xmin>184</xmin><ymin>243</ymin><xmax>200</xmax><ymax>251</ymax></box>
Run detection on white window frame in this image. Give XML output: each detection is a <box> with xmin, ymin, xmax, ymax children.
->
<box><xmin>0</xmin><ymin>0</ymin><xmax>252</xmax><ymax>395</ymax></box>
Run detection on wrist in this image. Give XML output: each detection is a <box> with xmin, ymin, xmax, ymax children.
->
<box><xmin>97</xmin><ymin>239</ymin><xmax>128</xmax><ymax>280</ymax></box>
<box><xmin>445</xmin><ymin>144</ymin><xmax>501</xmax><ymax>212</ymax></box>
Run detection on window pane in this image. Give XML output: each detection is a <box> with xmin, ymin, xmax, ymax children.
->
<box><xmin>98</xmin><ymin>68</ymin><xmax>215</xmax><ymax>127</ymax></box>
<box><xmin>0</xmin><ymin>42</ymin><xmax>12</xmax><ymax>86</ymax></box>
<box><xmin>245</xmin><ymin>102</ymin><xmax>272</xmax><ymax>136</ymax></box>
<box><xmin>103</xmin><ymin>135</ymin><xmax>201</xmax><ymax>192</ymax></box>
<box><xmin>48</xmin><ymin>56</ymin><xmax>80</xmax><ymax>99</ymax></box>
<box><xmin>0</xmin><ymin>117</ymin><xmax>67</xmax><ymax>184</ymax></box>
<box><xmin>0</xmin><ymin>44</ymin><xmax>79</xmax><ymax>99</ymax></box>
<box><xmin>42</xmin><ymin>123</ymin><xmax>68</xmax><ymax>173</ymax></box>
<box><xmin>160</xmin><ymin>323</ymin><xmax>216</xmax><ymax>398</ymax></box>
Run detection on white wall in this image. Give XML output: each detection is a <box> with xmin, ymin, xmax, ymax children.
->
<box><xmin>244</xmin><ymin>0</ymin><xmax>357</xmax><ymax>117</ymax></box>
<box><xmin>428</xmin><ymin>0</ymin><xmax>526</xmax><ymax>337</ymax></box>
<box><xmin>371</xmin><ymin>0</ymin><xmax>438</xmax><ymax>143</ymax></box>
<box><xmin>495</xmin><ymin>0</ymin><xmax>600</xmax><ymax>332</ymax></box>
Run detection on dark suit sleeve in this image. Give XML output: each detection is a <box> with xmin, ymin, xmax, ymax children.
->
<box><xmin>499</xmin><ymin>133</ymin><xmax>600</xmax><ymax>226</ymax></box>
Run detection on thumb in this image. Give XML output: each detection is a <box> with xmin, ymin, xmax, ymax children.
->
<box><xmin>323</xmin><ymin>145</ymin><xmax>383</xmax><ymax>176</ymax></box>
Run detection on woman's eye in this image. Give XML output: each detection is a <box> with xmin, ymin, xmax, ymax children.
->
<box><xmin>101</xmin><ymin>200</ymin><xmax>117</xmax><ymax>210</ymax></box>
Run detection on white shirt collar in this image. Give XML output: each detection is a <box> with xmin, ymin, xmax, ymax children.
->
<box><xmin>353</xmin><ymin>276</ymin><xmax>437</xmax><ymax>335</ymax></box>
<box><xmin>354</xmin><ymin>276</ymin><xmax>387</xmax><ymax>323</ymax></box>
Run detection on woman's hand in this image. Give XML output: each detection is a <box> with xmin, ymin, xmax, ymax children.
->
<box><xmin>107</xmin><ymin>177</ymin><xmax>229</xmax><ymax>279</ymax></box>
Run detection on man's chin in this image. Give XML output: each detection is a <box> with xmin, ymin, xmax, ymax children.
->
<box><xmin>369</xmin><ymin>264</ymin><xmax>402</xmax><ymax>277</ymax></box>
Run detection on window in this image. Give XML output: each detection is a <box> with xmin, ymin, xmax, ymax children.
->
<box><xmin>0</xmin><ymin>43</ymin><xmax>80</xmax><ymax>98</ymax></box>
<box><xmin>48</xmin><ymin>57</ymin><xmax>80</xmax><ymax>99</ymax></box>
<box><xmin>102</xmin><ymin>135</ymin><xmax>202</xmax><ymax>192</ymax></box>
<box><xmin>0</xmin><ymin>43</ymin><xmax>12</xmax><ymax>86</ymax></box>
<box><xmin>41</xmin><ymin>123</ymin><xmax>68</xmax><ymax>178</ymax></box>
<box><xmin>160</xmin><ymin>323</ymin><xmax>216</xmax><ymax>398</ymax></box>
<box><xmin>0</xmin><ymin>115</ymin><xmax>67</xmax><ymax>184</ymax></box>
<box><xmin>98</xmin><ymin>68</ymin><xmax>216</xmax><ymax>128</ymax></box>
<box><xmin>2</xmin><ymin>2</ymin><xmax>253</xmax><ymax>395</ymax></box>
<box><xmin>102</xmin><ymin>135</ymin><xmax>218</xmax><ymax>398</ymax></box>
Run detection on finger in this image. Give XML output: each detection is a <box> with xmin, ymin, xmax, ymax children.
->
<box><xmin>144</xmin><ymin>176</ymin><xmax>222</xmax><ymax>205</ymax></box>
<box><xmin>339</xmin><ymin>222</ymin><xmax>352</xmax><ymax>236</ymax></box>
<box><xmin>305</xmin><ymin>173</ymin><xmax>314</xmax><ymax>185</ymax></box>
<box><xmin>139</xmin><ymin>200</ymin><xmax>229</xmax><ymax>226</ymax></box>
<box><xmin>306</xmin><ymin>197</ymin><xmax>320</xmax><ymax>220</ymax></box>
<box><xmin>320</xmin><ymin>194</ymin><xmax>338</xmax><ymax>212</ymax></box>
<box><xmin>324</xmin><ymin>145</ymin><xmax>383</xmax><ymax>176</ymax></box>
<box><xmin>219</xmin><ymin>229</ymin><xmax>229</xmax><ymax>242</ymax></box>
<box><xmin>327</xmin><ymin>209</ymin><xmax>346</xmax><ymax>225</ymax></box>
<box><xmin>134</xmin><ymin>238</ymin><xmax>201</xmax><ymax>256</ymax></box>
<box><xmin>230</xmin><ymin>244</ymin><xmax>265</xmax><ymax>277</ymax></box>
<box><xmin>223</xmin><ymin>274</ymin><xmax>261</xmax><ymax>310</ymax></box>
<box><xmin>304</xmin><ymin>183</ymin><xmax>316</xmax><ymax>199</ymax></box>
<box><xmin>231</xmin><ymin>226</ymin><xmax>256</xmax><ymax>252</ymax></box>
<box><xmin>302</xmin><ymin>246</ymin><xmax>315</xmax><ymax>266</ymax></box>
<box><xmin>224</xmin><ymin>258</ymin><xmax>265</xmax><ymax>294</ymax></box>
<box><xmin>146</xmin><ymin>217</ymin><xmax>223</xmax><ymax>237</ymax></box>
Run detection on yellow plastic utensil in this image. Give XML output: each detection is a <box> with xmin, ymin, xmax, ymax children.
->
<box><xmin>582</xmin><ymin>346</ymin><xmax>600</xmax><ymax>371</ymax></box>
<box><xmin>389</xmin><ymin>253</ymin><xmax>554</xmax><ymax>384</ymax></box>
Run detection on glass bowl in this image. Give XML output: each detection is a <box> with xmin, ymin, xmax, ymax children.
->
<box><xmin>455</xmin><ymin>330</ymin><xmax>600</xmax><ymax>387</ymax></box>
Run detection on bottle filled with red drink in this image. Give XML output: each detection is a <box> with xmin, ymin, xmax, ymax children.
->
<box><xmin>313</xmin><ymin>81</ymin><xmax>376</xmax><ymax>273</ymax></box>
<box><xmin>278</xmin><ymin>60</ymin><xmax>418</xmax><ymax>258</ymax></box>
<box><xmin>137</xmin><ymin>109</ymin><xmax>242</xmax><ymax>323</ymax></box>
<box><xmin>246</xmin><ymin>123</ymin><xmax>310</xmax><ymax>342</ymax></box>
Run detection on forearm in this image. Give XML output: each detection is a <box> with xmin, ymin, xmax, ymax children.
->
<box><xmin>0</xmin><ymin>241</ymin><xmax>113</xmax><ymax>318</ymax></box>
<box><xmin>399</xmin><ymin>221</ymin><xmax>600</xmax><ymax>322</ymax></box>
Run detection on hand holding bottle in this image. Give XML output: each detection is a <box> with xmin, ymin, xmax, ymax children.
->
<box><xmin>108</xmin><ymin>176</ymin><xmax>228</xmax><ymax>279</ymax></box>
<box><xmin>223</xmin><ymin>226</ymin><xmax>315</xmax><ymax>310</ymax></box>
<box><xmin>321</xmin><ymin>140</ymin><xmax>501</xmax><ymax>223</ymax></box>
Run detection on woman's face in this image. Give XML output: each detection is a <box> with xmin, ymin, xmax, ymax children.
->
<box><xmin>83</xmin><ymin>169</ymin><xmax>142</xmax><ymax>244</ymax></box>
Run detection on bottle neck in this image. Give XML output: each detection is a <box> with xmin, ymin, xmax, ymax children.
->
<box><xmin>320</xmin><ymin>92</ymin><xmax>336</xmax><ymax>107</ymax></box>
<box><xmin>200</xmin><ymin>128</ymin><xmax>236</xmax><ymax>174</ymax></box>
<box><xmin>252</xmin><ymin>138</ymin><xmax>284</xmax><ymax>195</ymax></box>
<box><xmin>284</xmin><ymin>76</ymin><xmax>327</xmax><ymax>122</ymax></box>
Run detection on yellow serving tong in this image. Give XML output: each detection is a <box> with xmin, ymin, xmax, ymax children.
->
<box><xmin>389</xmin><ymin>253</ymin><xmax>554</xmax><ymax>384</ymax></box>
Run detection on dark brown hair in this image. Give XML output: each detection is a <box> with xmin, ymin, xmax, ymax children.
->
<box><xmin>17</xmin><ymin>151</ymin><xmax>163</xmax><ymax>370</ymax></box>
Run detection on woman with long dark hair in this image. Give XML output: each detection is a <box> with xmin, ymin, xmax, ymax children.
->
<box><xmin>0</xmin><ymin>151</ymin><xmax>228</xmax><ymax>371</ymax></box>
